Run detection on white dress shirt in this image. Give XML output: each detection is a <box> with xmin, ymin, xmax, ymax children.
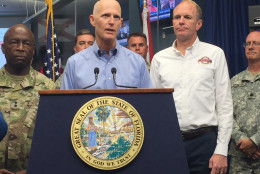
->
<box><xmin>150</xmin><ymin>38</ymin><xmax>233</xmax><ymax>156</ymax></box>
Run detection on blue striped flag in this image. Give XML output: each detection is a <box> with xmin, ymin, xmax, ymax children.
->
<box><xmin>43</xmin><ymin>0</ymin><xmax>62</xmax><ymax>82</ymax></box>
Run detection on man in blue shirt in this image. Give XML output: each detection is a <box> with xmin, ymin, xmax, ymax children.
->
<box><xmin>61</xmin><ymin>0</ymin><xmax>152</xmax><ymax>89</ymax></box>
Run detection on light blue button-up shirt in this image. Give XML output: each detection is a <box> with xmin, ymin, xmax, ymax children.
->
<box><xmin>61</xmin><ymin>41</ymin><xmax>153</xmax><ymax>89</ymax></box>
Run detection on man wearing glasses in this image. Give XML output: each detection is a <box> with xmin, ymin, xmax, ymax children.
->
<box><xmin>229</xmin><ymin>30</ymin><xmax>260</xmax><ymax>173</ymax></box>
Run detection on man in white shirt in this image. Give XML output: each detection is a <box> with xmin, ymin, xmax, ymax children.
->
<box><xmin>150</xmin><ymin>1</ymin><xmax>233</xmax><ymax>173</ymax></box>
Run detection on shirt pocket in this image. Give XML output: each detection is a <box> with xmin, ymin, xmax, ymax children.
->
<box><xmin>190</xmin><ymin>67</ymin><xmax>214</xmax><ymax>92</ymax></box>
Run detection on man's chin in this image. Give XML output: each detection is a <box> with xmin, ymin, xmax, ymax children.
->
<box><xmin>13</xmin><ymin>63</ymin><xmax>28</xmax><ymax>69</ymax></box>
<box><xmin>103</xmin><ymin>37</ymin><xmax>117</xmax><ymax>43</ymax></box>
<box><xmin>106</xmin><ymin>35</ymin><xmax>116</xmax><ymax>39</ymax></box>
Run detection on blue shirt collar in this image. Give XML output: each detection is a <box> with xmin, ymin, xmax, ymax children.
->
<box><xmin>92</xmin><ymin>41</ymin><xmax>119</xmax><ymax>58</ymax></box>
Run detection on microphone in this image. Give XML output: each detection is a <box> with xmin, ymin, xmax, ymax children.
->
<box><xmin>83</xmin><ymin>67</ymin><xmax>99</xmax><ymax>89</ymax></box>
<box><xmin>111</xmin><ymin>67</ymin><xmax>137</xmax><ymax>88</ymax></box>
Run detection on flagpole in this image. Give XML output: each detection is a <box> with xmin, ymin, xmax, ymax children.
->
<box><xmin>50</xmin><ymin>2</ymin><xmax>55</xmax><ymax>81</ymax></box>
<box><xmin>156</xmin><ymin>0</ymin><xmax>159</xmax><ymax>53</ymax></box>
<box><xmin>45</xmin><ymin>0</ymin><xmax>55</xmax><ymax>81</ymax></box>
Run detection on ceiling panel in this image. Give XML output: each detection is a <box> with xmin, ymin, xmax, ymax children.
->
<box><xmin>0</xmin><ymin>0</ymin><xmax>46</xmax><ymax>17</ymax></box>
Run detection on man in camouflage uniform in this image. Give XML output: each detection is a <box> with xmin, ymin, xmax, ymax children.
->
<box><xmin>229</xmin><ymin>31</ymin><xmax>260</xmax><ymax>173</ymax></box>
<box><xmin>0</xmin><ymin>24</ymin><xmax>55</xmax><ymax>174</ymax></box>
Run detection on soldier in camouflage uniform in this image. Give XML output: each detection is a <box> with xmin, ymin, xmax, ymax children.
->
<box><xmin>229</xmin><ymin>31</ymin><xmax>260</xmax><ymax>173</ymax></box>
<box><xmin>0</xmin><ymin>24</ymin><xmax>55</xmax><ymax>173</ymax></box>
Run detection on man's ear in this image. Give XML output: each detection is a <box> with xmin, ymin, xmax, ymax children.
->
<box><xmin>89</xmin><ymin>14</ymin><xmax>95</xmax><ymax>27</ymax></box>
<box><xmin>196</xmin><ymin>19</ymin><xmax>203</xmax><ymax>31</ymax></box>
<box><xmin>120</xmin><ymin>18</ymin><xmax>123</xmax><ymax>28</ymax></box>
<box><xmin>29</xmin><ymin>48</ymin><xmax>35</xmax><ymax>65</ymax></box>
<box><xmin>73</xmin><ymin>46</ymin><xmax>77</xmax><ymax>53</ymax></box>
<box><xmin>1</xmin><ymin>44</ymin><xmax>5</xmax><ymax>54</ymax></box>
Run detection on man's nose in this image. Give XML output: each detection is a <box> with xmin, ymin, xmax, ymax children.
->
<box><xmin>108</xmin><ymin>16</ymin><xmax>115</xmax><ymax>24</ymax></box>
<box><xmin>179</xmin><ymin>16</ymin><xmax>185</xmax><ymax>24</ymax></box>
<box><xmin>17</xmin><ymin>42</ymin><xmax>25</xmax><ymax>51</ymax></box>
<box><xmin>248</xmin><ymin>42</ymin><xmax>256</xmax><ymax>50</ymax></box>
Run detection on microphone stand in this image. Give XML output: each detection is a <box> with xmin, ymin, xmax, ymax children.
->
<box><xmin>111</xmin><ymin>67</ymin><xmax>137</xmax><ymax>88</ymax></box>
<box><xmin>83</xmin><ymin>67</ymin><xmax>99</xmax><ymax>89</ymax></box>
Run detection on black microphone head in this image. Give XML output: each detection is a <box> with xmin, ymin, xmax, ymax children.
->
<box><xmin>111</xmin><ymin>67</ymin><xmax>117</xmax><ymax>74</ymax></box>
<box><xmin>94</xmin><ymin>67</ymin><xmax>99</xmax><ymax>74</ymax></box>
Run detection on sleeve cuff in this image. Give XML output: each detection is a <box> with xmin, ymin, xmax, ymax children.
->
<box><xmin>214</xmin><ymin>143</ymin><xmax>228</xmax><ymax>156</ymax></box>
<box><xmin>250</xmin><ymin>134</ymin><xmax>260</xmax><ymax>147</ymax></box>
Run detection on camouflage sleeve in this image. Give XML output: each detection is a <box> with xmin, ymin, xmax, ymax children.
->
<box><xmin>231</xmin><ymin>117</ymin><xmax>248</xmax><ymax>143</ymax></box>
<box><xmin>231</xmin><ymin>73</ymin><xmax>248</xmax><ymax>143</ymax></box>
<box><xmin>250</xmin><ymin>131</ymin><xmax>260</xmax><ymax>147</ymax></box>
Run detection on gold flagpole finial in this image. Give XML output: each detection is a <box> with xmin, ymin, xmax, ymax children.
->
<box><xmin>45</xmin><ymin>0</ymin><xmax>52</xmax><ymax>7</ymax></box>
<box><xmin>143</xmin><ymin>0</ymin><xmax>147</xmax><ymax>8</ymax></box>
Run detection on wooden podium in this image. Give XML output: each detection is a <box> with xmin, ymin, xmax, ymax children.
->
<box><xmin>27</xmin><ymin>89</ymin><xmax>189</xmax><ymax>174</ymax></box>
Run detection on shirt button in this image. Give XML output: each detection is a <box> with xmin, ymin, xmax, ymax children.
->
<box><xmin>108</xmin><ymin>77</ymin><xmax>111</xmax><ymax>80</ymax></box>
<box><xmin>108</xmin><ymin>62</ymin><xmax>110</xmax><ymax>65</ymax></box>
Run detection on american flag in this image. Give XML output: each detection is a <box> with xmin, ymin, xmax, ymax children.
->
<box><xmin>43</xmin><ymin>0</ymin><xmax>62</xmax><ymax>82</ymax></box>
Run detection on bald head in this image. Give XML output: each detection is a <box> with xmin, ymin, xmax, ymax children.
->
<box><xmin>89</xmin><ymin>0</ymin><xmax>123</xmax><ymax>52</ymax></box>
<box><xmin>174</xmin><ymin>0</ymin><xmax>202</xmax><ymax>20</ymax></box>
<box><xmin>93</xmin><ymin>0</ymin><xmax>121</xmax><ymax>17</ymax></box>
<box><xmin>1</xmin><ymin>24</ymin><xmax>35</xmax><ymax>75</ymax></box>
<box><xmin>4</xmin><ymin>24</ymin><xmax>35</xmax><ymax>45</ymax></box>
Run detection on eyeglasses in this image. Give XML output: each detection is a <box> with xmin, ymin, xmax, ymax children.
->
<box><xmin>243</xmin><ymin>41</ymin><xmax>260</xmax><ymax>48</ymax></box>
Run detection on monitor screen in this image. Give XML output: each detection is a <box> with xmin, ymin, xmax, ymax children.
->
<box><xmin>0</xmin><ymin>28</ymin><xmax>8</xmax><ymax>69</ymax></box>
<box><xmin>139</xmin><ymin>0</ymin><xmax>182</xmax><ymax>22</ymax></box>
<box><xmin>117</xmin><ymin>20</ymin><xmax>129</xmax><ymax>46</ymax></box>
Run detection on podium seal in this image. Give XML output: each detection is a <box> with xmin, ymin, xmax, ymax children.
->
<box><xmin>71</xmin><ymin>96</ymin><xmax>144</xmax><ymax>170</ymax></box>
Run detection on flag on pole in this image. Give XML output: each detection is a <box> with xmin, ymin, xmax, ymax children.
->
<box><xmin>43</xmin><ymin>0</ymin><xmax>62</xmax><ymax>82</ymax></box>
<box><xmin>142</xmin><ymin>0</ymin><xmax>154</xmax><ymax>63</ymax></box>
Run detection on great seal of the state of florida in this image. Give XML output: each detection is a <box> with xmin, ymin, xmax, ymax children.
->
<box><xmin>71</xmin><ymin>96</ymin><xmax>144</xmax><ymax>170</ymax></box>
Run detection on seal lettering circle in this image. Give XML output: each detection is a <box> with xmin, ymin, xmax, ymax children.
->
<box><xmin>71</xmin><ymin>96</ymin><xmax>144</xmax><ymax>170</ymax></box>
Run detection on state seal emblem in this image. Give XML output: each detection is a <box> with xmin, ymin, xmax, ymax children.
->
<box><xmin>71</xmin><ymin>96</ymin><xmax>144</xmax><ymax>170</ymax></box>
